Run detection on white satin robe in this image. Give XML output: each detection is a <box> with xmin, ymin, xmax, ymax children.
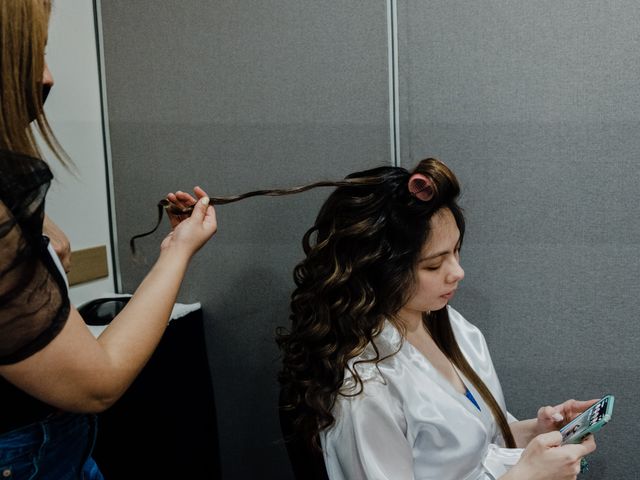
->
<box><xmin>320</xmin><ymin>306</ymin><xmax>523</xmax><ymax>480</ymax></box>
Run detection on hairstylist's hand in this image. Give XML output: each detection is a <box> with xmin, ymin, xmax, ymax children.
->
<box><xmin>43</xmin><ymin>214</ymin><xmax>72</xmax><ymax>273</ymax></box>
<box><xmin>510</xmin><ymin>431</ymin><xmax>596</xmax><ymax>480</ymax></box>
<box><xmin>164</xmin><ymin>186</ymin><xmax>209</xmax><ymax>229</ymax></box>
<box><xmin>535</xmin><ymin>398</ymin><xmax>599</xmax><ymax>435</ymax></box>
<box><xmin>160</xmin><ymin>186</ymin><xmax>217</xmax><ymax>256</ymax></box>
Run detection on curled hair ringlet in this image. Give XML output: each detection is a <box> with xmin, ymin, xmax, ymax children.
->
<box><xmin>128</xmin><ymin>176</ymin><xmax>385</xmax><ymax>254</ymax></box>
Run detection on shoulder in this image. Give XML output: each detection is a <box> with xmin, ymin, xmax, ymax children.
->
<box><xmin>447</xmin><ymin>304</ymin><xmax>476</xmax><ymax>328</ymax></box>
<box><xmin>341</xmin><ymin>321</ymin><xmax>403</xmax><ymax>390</ymax></box>
<box><xmin>330</xmin><ymin>370</ymin><xmax>405</xmax><ymax>435</ymax></box>
<box><xmin>447</xmin><ymin>305</ymin><xmax>488</xmax><ymax>344</ymax></box>
<box><xmin>0</xmin><ymin>150</ymin><xmax>52</xmax><ymax>205</ymax></box>
<box><xmin>446</xmin><ymin>305</ymin><xmax>495</xmax><ymax>369</ymax></box>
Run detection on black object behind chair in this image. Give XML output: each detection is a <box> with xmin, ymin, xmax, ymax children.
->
<box><xmin>278</xmin><ymin>390</ymin><xmax>329</xmax><ymax>480</ymax></box>
<box><xmin>80</xmin><ymin>298</ymin><xmax>221</xmax><ymax>479</ymax></box>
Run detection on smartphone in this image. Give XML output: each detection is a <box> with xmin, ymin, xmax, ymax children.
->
<box><xmin>560</xmin><ymin>394</ymin><xmax>614</xmax><ymax>444</ymax></box>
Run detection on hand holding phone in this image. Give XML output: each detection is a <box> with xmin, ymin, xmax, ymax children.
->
<box><xmin>560</xmin><ymin>394</ymin><xmax>614</xmax><ymax>444</ymax></box>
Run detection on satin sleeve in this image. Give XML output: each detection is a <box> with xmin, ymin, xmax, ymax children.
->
<box><xmin>321</xmin><ymin>379</ymin><xmax>415</xmax><ymax>480</ymax></box>
<box><xmin>482</xmin><ymin>444</ymin><xmax>523</xmax><ymax>479</ymax></box>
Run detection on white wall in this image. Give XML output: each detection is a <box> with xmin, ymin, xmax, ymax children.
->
<box><xmin>43</xmin><ymin>0</ymin><xmax>116</xmax><ymax>306</ymax></box>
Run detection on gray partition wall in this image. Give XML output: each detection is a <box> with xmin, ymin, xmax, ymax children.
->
<box><xmin>100</xmin><ymin>1</ymin><xmax>391</xmax><ymax>478</ymax></box>
<box><xmin>100</xmin><ymin>1</ymin><xmax>637</xmax><ymax>479</ymax></box>
<box><xmin>398</xmin><ymin>1</ymin><xmax>639</xmax><ymax>478</ymax></box>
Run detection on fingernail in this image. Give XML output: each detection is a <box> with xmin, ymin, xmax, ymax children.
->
<box><xmin>202</xmin><ymin>197</ymin><xmax>210</xmax><ymax>206</ymax></box>
<box><xmin>552</xmin><ymin>413</ymin><xmax>564</xmax><ymax>422</ymax></box>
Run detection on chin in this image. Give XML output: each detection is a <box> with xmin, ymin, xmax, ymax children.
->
<box><xmin>430</xmin><ymin>300</ymin><xmax>449</xmax><ymax>312</ymax></box>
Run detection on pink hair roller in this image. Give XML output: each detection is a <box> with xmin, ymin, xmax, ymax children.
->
<box><xmin>408</xmin><ymin>173</ymin><xmax>435</xmax><ymax>201</ymax></box>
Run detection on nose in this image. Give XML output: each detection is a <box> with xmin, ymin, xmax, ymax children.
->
<box><xmin>446</xmin><ymin>257</ymin><xmax>464</xmax><ymax>284</ymax></box>
<box><xmin>42</xmin><ymin>61</ymin><xmax>54</xmax><ymax>87</ymax></box>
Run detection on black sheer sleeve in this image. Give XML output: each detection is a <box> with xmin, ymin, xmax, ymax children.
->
<box><xmin>0</xmin><ymin>150</ymin><xmax>70</xmax><ymax>365</ymax></box>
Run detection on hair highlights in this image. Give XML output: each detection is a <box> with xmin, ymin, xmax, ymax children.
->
<box><xmin>276</xmin><ymin>158</ymin><xmax>516</xmax><ymax>449</ymax></box>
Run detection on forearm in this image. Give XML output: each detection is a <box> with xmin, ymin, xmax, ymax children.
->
<box><xmin>0</xmin><ymin>250</ymin><xmax>189</xmax><ymax>415</ymax></box>
<box><xmin>0</xmin><ymin>194</ymin><xmax>215</xmax><ymax>413</ymax></box>
<box><xmin>95</xmin><ymin>249</ymin><xmax>191</xmax><ymax>393</ymax></box>
<box><xmin>509</xmin><ymin>419</ymin><xmax>539</xmax><ymax>448</ymax></box>
<box><xmin>499</xmin><ymin>466</ymin><xmax>529</xmax><ymax>480</ymax></box>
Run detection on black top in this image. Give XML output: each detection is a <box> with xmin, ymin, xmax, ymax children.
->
<box><xmin>0</xmin><ymin>149</ymin><xmax>70</xmax><ymax>433</ymax></box>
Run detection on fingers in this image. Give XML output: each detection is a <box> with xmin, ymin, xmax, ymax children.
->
<box><xmin>570</xmin><ymin>399</ymin><xmax>599</xmax><ymax>412</ymax></box>
<box><xmin>163</xmin><ymin>194</ymin><xmax>216</xmax><ymax>254</ymax></box>
<box><xmin>563</xmin><ymin>435</ymin><xmax>597</xmax><ymax>457</ymax></box>
<box><xmin>579</xmin><ymin>435</ymin><xmax>597</xmax><ymax>455</ymax></box>
<box><xmin>43</xmin><ymin>215</ymin><xmax>72</xmax><ymax>273</ymax></box>
<box><xmin>539</xmin><ymin>405</ymin><xmax>564</xmax><ymax>424</ymax></box>
<box><xmin>165</xmin><ymin>187</ymin><xmax>213</xmax><ymax>231</ymax></box>
<box><xmin>165</xmin><ymin>187</ymin><xmax>206</xmax><ymax>220</ymax></box>
<box><xmin>193</xmin><ymin>186</ymin><xmax>208</xmax><ymax>199</ymax></box>
<box><xmin>558</xmin><ymin>398</ymin><xmax>599</xmax><ymax>421</ymax></box>
<box><xmin>189</xmin><ymin>195</ymin><xmax>210</xmax><ymax>222</ymax></box>
<box><xmin>192</xmin><ymin>187</ymin><xmax>215</xmax><ymax>227</ymax></box>
<box><xmin>167</xmin><ymin>187</ymin><xmax>209</xmax><ymax>209</ymax></box>
<box><xmin>167</xmin><ymin>190</ymin><xmax>197</xmax><ymax>210</ymax></box>
<box><xmin>203</xmin><ymin>203</ymin><xmax>217</xmax><ymax>230</ymax></box>
<box><xmin>536</xmin><ymin>430</ymin><xmax>563</xmax><ymax>447</ymax></box>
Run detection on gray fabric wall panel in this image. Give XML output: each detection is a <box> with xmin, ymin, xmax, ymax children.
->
<box><xmin>100</xmin><ymin>0</ymin><xmax>638</xmax><ymax>477</ymax></box>
<box><xmin>400</xmin><ymin>1</ymin><xmax>639</xmax><ymax>478</ymax></box>
<box><xmin>100</xmin><ymin>1</ymin><xmax>390</xmax><ymax>479</ymax></box>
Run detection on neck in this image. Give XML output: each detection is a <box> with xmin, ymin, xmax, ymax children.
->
<box><xmin>396</xmin><ymin>308</ymin><xmax>425</xmax><ymax>335</ymax></box>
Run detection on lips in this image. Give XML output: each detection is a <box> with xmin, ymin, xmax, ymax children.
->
<box><xmin>441</xmin><ymin>289</ymin><xmax>456</xmax><ymax>300</ymax></box>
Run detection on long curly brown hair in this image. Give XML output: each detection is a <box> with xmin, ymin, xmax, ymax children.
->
<box><xmin>277</xmin><ymin>157</ymin><xmax>516</xmax><ymax>450</ymax></box>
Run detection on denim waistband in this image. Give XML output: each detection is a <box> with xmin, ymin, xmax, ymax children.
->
<box><xmin>0</xmin><ymin>412</ymin><xmax>100</xmax><ymax>479</ymax></box>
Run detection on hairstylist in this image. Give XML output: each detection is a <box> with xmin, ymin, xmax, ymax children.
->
<box><xmin>0</xmin><ymin>1</ymin><xmax>216</xmax><ymax>478</ymax></box>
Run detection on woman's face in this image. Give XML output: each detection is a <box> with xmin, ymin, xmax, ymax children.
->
<box><xmin>26</xmin><ymin>61</ymin><xmax>53</xmax><ymax>123</ymax></box>
<box><xmin>399</xmin><ymin>208</ymin><xmax>464</xmax><ymax>318</ymax></box>
<box><xmin>42</xmin><ymin>61</ymin><xmax>53</xmax><ymax>88</ymax></box>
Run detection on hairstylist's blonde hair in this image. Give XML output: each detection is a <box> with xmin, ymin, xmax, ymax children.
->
<box><xmin>0</xmin><ymin>0</ymin><xmax>68</xmax><ymax>164</ymax></box>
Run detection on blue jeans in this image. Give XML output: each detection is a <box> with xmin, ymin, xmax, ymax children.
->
<box><xmin>0</xmin><ymin>412</ymin><xmax>104</xmax><ymax>479</ymax></box>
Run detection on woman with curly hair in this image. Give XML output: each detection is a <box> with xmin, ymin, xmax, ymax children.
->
<box><xmin>277</xmin><ymin>158</ymin><xmax>597</xmax><ymax>480</ymax></box>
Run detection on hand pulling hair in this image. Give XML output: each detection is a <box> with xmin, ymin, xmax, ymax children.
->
<box><xmin>129</xmin><ymin>177</ymin><xmax>384</xmax><ymax>254</ymax></box>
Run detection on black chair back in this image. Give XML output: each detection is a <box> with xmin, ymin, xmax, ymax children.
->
<box><xmin>278</xmin><ymin>390</ymin><xmax>330</xmax><ymax>480</ymax></box>
<box><xmin>80</xmin><ymin>298</ymin><xmax>221</xmax><ymax>479</ymax></box>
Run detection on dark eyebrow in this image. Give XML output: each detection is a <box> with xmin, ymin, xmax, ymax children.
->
<box><xmin>419</xmin><ymin>251</ymin><xmax>448</xmax><ymax>262</ymax></box>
